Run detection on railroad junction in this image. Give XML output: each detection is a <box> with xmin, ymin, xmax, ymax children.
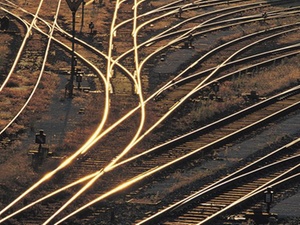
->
<box><xmin>0</xmin><ymin>0</ymin><xmax>300</xmax><ymax>224</ymax></box>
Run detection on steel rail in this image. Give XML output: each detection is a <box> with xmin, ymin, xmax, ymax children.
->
<box><xmin>197</xmin><ymin>172</ymin><xmax>300</xmax><ymax>224</ymax></box>
<box><xmin>140</xmin><ymin>1</ymin><xmax>277</xmax><ymax>46</ymax></box>
<box><xmin>0</xmin><ymin>0</ymin><xmax>112</xmax><ymax>219</ymax></box>
<box><xmin>2</xmin><ymin>2</ymin><xmax>145</xmax><ymax>167</ymax></box>
<box><xmin>111</xmin><ymin>86</ymin><xmax>300</xmax><ymax>170</ymax></box>
<box><xmin>25</xmin><ymin>18</ymin><xmax>300</xmax><ymax>216</ymax></box>
<box><xmin>0</xmin><ymin>5</ymin><xmax>30</xmax><ymax>91</ymax></box>
<box><xmin>42</xmin><ymin>0</ymin><xmax>148</xmax><ymax>222</ymax></box>
<box><xmin>190</xmin><ymin>26</ymin><xmax>300</xmax><ymax>93</ymax></box>
<box><xmin>91</xmin><ymin>8</ymin><xmax>300</xmax><ymax>166</ymax></box>
<box><xmin>4</xmin><ymin>81</ymin><xmax>299</xmax><ymax>222</ymax></box>
<box><xmin>55</xmin><ymin>88</ymin><xmax>300</xmax><ymax>224</ymax></box>
<box><xmin>0</xmin><ymin>4</ymin><xmax>52</xmax><ymax>135</ymax></box>
<box><xmin>198</xmin><ymin>160</ymin><xmax>300</xmax><ymax>224</ymax></box>
<box><xmin>59</xmin><ymin>135</ymin><xmax>300</xmax><ymax>224</ymax></box>
<box><xmin>139</xmin><ymin>156</ymin><xmax>300</xmax><ymax>224</ymax></box>
<box><xmin>28</xmin><ymin>0</ymin><xmax>300</xmax><ymax>223</ymax></box>
<box><xmin>149</xmin><ymin>8</ymin><xmax>300</xmax><ymax>48</ymax></box>
<box><xmin>0</xmin><ymin>171</ymin><xmax>100</xmax><ymax>223</ymax></box>
<box><xmin>178</xmin><ymin>138</ymin><xmax>300</xmax><ymax>209</ymax></box>
<box><xmin>154</xmin><ymin>20</ymin><xmax>300</xmax><ymax>97</ymax></box>
<box><xmin>14</xmin><ymin>1</ymin><xmax>298</xmax><ymax>104</ymax></box>
<box><xmin>139</xmin><ymin>0</ymin><xmax>299</xmax><ymax>49</ymax></box>
<box><xmin>66</xmin><ymin>1</ymin><xmax>289</xmax><ymax>165</ymax></box>
<box><xmin>63</xmin><ymin>0</ymin><xmax>299</xmax><ymax>107</ymax></box>
<box><xmin>2</xmin><ymin>0</ymin><xmax>298</xmax><ymax>187</ymax></box>
<box><xmin>4</xmin><ymin>0</ymin><xmax>136</xmax><ymax>92</ymax></box>
<box><xmin>137</xmin><ymin>141</ymin><xmax>300</xmax><ymax>224</ymax></box>
<box><xmin>129</xmin><ymin>24</ymin><xmax>300</xmax><ymax>160</ymax></box>
<box><xmin>3</xmin><ymin>85</ymin><xmax>300</xmax><ymax>221</ymax></box>
<box><xmin>143</xmin><ymin>0</ymin><xmax>271</xmax><ymax>16</ymax></box>
<box><xmin>164</xmin><ymin>43</ymin><xmax>300</xmax><ymax>91</ymax></box>
<box><xmin>0</xmin><ymin>0</ymin><xmax>115</xmax><ymax>218</ymax></box>
<box><xmin>1</xmin><ymin>0</ymin><xmax>298</xmax><ymax>221</ymax></box>
<box><xmin>0</xmin><ymin>5</ymin><xmax>110</xmax><ymax>142</ymax></box>
<box><xmin>108</xmin><ymin>0</ymin><xmax>290</xmax><ymax>68</ymax></box>
<box><xmin>2</xmin><ymin>2</ymin><xmax>110</xmax><ymax>86</ymax></box>
<box><xmin>112</xmin><ymin>1</ymin><xmax>274</xmax><ymax>64</ymax></box>
<box><xmin>54</xmin><ymin>23</ymin><xmax>137</xmax><ymax>84</ymax></box>
<box><xmin>137</xmin><ymin>8</ymin><xmax>300</xmax><ymax>99</ymax></box>
<box><xmin>0</xmin><ymin>0</ymin><xmax>65</xmax><ymax>215</ymax></box>
<box><xmin>4</xmin><ymin>43</ymin><xmax>300</xmax><ymax>225</ymax></box>
<box><xmin>57</xmin><ymin>5</ymin><xmax>290</xmax><ymax>192</ymax></box>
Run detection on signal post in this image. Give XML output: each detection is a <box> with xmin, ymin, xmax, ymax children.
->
<box><xmin>66</xmin><ymin>0</ymin><xmax>83</xmax><ymax>98</ymax></box>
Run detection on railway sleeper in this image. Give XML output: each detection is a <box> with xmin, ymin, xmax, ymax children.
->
<box><xmin>168</xmin><ymin>222</ymin><xmax>197</xmax><ymax>225</ymax></box>
<box><xmin>209</xmin><ymin>199</ymin><xmax>234</xmax><ymax>205</ymax></box>
<box><xmin>163</xmin><ymin>223</ymin><xmax>190</xmax><ymax>225</ymax></box>
<box><xmin>177</xmin><ymin>217</ymin><xmax>205</xmax><ymax>223</ymax></box>
<box><xmin>178</xmin><ymin>215</ymin><xmax>205</xmax><ymax>220</ymax></box>
<box><xmin>213</xmin><ymin>195</ymin><xmax>242</xmax><ymax>201</ymax></box>
<box><xmin>224</xmin><ymin>191</ymin><xmax>250</xmax><ymax>197</ymax></box>
<box><xmin>193</xmin><ymin>207</ymin><xmax>221</xmax><ymax>213</ymax></box>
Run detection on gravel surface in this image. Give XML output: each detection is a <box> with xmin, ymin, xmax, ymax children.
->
<box><xmin>272</xmin><ymin>193</ymin><xmax>300</xmax><ymax>218</ymax></box>
<box><xmin>26</xmin><ymin>73</ymin><xmax>81</xmax><ymax>147</ymax></box>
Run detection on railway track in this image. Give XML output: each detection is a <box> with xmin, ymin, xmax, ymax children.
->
<box><xmin>0</xmin><ymin>1</ymin><xmax>109</xmax><ymax>148</ymax></box>
<box><xmin>2</xmin><ymin>1</ymin><xmax>299</xmax><ymax>143</ymax></box>
<box><xmin>0</xmin><ymin>0</ymin><xmax>300</xmax><ymax>224</ymax></box>
<box><xmin>137</xmin><ymin>138</ymin><xmax>300</xmax><ymax>224</ymax></box>
<box><xmin>5</xmin><ymin>86</ymin><xmax>298</xmax><ymax>224</ymax></box>
<box><xmin>0</xmin><ymin>4</ymin><xmax>52</xmax><ymax>136</ymax></box>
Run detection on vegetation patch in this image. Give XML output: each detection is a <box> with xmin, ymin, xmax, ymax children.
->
<box><xmin>166</xmin><ymin>55</ymin><xmax>300</xmax><ymax>133</ymax></box>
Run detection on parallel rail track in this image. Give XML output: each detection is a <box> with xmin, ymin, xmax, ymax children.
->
<box><xmin>0</xmin><ymin>0</ymin><xmax>299</xmax><ymax>224</ymax></box>
<box><xmin>137</xmin><ymin>138</ymin><xmax>300</xmax><ymax>224</ymax></box>
<box><xmin>8</xmin><ymin>87</ymin><xmax>299</xmax><ymax>224</ymax></box>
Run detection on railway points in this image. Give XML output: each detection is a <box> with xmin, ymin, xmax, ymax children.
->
<box><xmin>0</xmin><ymin>0</ymin><xmax>300</xmax><ymax>224</ymax></box>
